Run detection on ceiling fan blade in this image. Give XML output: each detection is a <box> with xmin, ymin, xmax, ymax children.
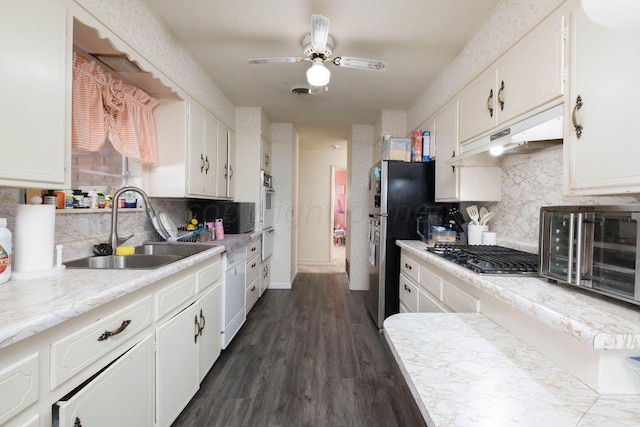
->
<box><xmin>333</xmin><ymin>56</ymin><xmax>388</xmax><ymax>71</ymax></box>
<box><xmin>247</xmin><ymin>57</ymin><xmax>304</xmax><ymax>65</ymax></box>
<box><xmin>310</xmin><ymin>14</ymin><xmax>330</xmax><ymax>52</ymax></box>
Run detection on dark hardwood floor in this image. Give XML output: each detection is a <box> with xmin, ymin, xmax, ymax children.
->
<box><xmin>172</xmin><ymin>273</ymin><xmax>427</xmax><ymax>427</ymax></box>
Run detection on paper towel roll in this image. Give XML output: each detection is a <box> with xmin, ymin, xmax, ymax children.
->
<box><xmin>13</xmin><ymin>204</ymin><xmax>56</xmax><ymax>273</ymax></box>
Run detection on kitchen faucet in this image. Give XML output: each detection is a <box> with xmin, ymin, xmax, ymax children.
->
<box><xmin>109</xmin><ymin>186</ymin><xmax>157</xmax><ymax>251</ymax></box>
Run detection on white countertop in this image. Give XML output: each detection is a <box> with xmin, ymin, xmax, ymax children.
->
<box><xmin>0</xmin><ymin>243</ymin><xmax>227</xmax><ymax>350</ymax></box>
<box><xmin>384</xmin><ymin>313</ymin><xmax>640</xmax><ymax>427</ymax></box>
<box><xmin>397</xmin><ymin>240</ymin><xmax>640</xmax><ymax>350</ymax></box>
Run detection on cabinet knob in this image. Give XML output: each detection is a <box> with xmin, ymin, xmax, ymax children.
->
<box><xmin>572</xmin><ymin>95</ymin><xmax>584</xmax><ymax>139</ymax></box>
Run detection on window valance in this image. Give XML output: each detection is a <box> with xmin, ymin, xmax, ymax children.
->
<box><xmin>72</xmin><ymin>51</ymin><xmax>159</xmax><ymax>167</ymax></box>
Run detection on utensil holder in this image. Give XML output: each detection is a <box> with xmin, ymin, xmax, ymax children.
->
<box><xmin>468</xmin><ymin>224</ymin><xmax>488</xmax><ymax>245</ymax></box>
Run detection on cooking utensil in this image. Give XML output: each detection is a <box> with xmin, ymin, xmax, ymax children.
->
<box><xmin>466</xmin><ymin>205</ymin><xmax>479</xmax><ymax>224</ymax></box>
<box><xmin>151</xmin><ymin>216</ymin><xmax>170</xmax><ymax>240</ymax></box>
<box><xmin>480</xmin><ymin>211</ymin><xmax>494</xmax><ymax>226</ymax></box>
<box><xmin>479</xmin><ymin>206</ymin><xmax>489</xmax><ymax>222</ymax></box>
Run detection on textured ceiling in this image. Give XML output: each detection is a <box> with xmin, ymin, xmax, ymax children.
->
<box><xmin>141</xmin><ymin>0</ymin><xmax>502</xmax><ymax>144</ymax></box>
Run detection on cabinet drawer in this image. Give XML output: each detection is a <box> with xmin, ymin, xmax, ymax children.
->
<box><xmin>246</xmin><ymin>277</ymin><xmax>260</xmax><ymax>313</ymax></box>
<box><xmin>399</xmin><ymin>274</ymin><xmax>418</xmax><ymax>313</ymax></box>
<box><xmin>51</xmin><ymin>296</ymin><xmax>152</xmax><ymax>389</ymax></box>
<box><xmin>245</xmin><ymin>240</ymin><xmax>261</xmax><ymax>260</ymax></box>
<box><xmin>0</xmin><ymin>353</ymin><xmax>38</xmax><ymax>425</ymax></box>
<box><xmin>400</xmin><ymin>254</ymin><xmax>419</xmax><ymax>283</ymax></box>
<box><xmin>155</xmin><ymin>274</ymin><xmax>196</xmax><ymax>320</ymax></box>
<box><xmin>442</xmin><ymin>281</ymin><xmax>480</xmax><ymax>313</ymax></box>
<box><xmin>419</xmin><ymin>266</ymin><xmax>443</xmax><ymax>299</ymax></box>
<box><xmin>418</xmin><ymin>290</ymin><xmax>448</xmax><ymax>313</ymax></box>
<box><xmin>246</xmin><ymin>255</ymin><xmax>260</xmax><ymax>286</ymax></box>
<box><xmin>196</xmin><ymin>257</ymin><xmax>221</xmax><ymax>294</ymax></box>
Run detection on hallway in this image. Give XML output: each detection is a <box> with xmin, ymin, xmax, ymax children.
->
<box><xmin>172</xmin><ymin>273</ymin><xmax>426</xmax><ymax>427</ymax></box>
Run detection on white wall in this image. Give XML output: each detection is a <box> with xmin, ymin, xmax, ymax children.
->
<box><xmin>297</xmin><ymin>148</ymin><xmax>347</xmax><ymax>264</ymax></box>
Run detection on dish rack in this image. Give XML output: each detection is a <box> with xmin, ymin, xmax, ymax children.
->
<box><xmin>154</xmin><ymin>226</ymin><xmax>209</xmax><ymax>243</ymax></box>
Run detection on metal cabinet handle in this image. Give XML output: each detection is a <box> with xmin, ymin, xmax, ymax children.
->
<box><xmin>194</xmin><ymin>315</ymin><xmax>200</xmax><ymax>343</ymax></box>
<box><xmin>251</xmin><ymin>262</ymin><xmax>257</xmax><ymax>268</ymax></box>
<box><xmin>451</xmin><ymin>150</ymin><xmax>456</xmax><ymax>173</ymax></box>
<box><xmin>198</xmin><ymin>309</ymin><xmax>205</xmax><ymax>336</ymax></box>
<box><xmin>74</xmin><ymin>417</ymin><xmax>82</xmax><ymax>427</ymax></box>
<box><xmin>205</xmin><ymin>156</ymin><xmax>210</xmax><ymax>174</ymax></box>
<box><xmin>224</xmin><ymin>163</ymin><xmax>228</xmax><ymax>179</ymax></box>
<box><xmin>572</xmin><ymin>95</ymin><xmax>583</xmax><ymax>139</ymax></box>
<box><xmin>97</xmin><ymin>320</ymin><xmax>131</xmax><ymax>341</ymax></box>
<box><xmin>251</xmin><ymin>247</ymin><xmax>257</xmax><ymax>252</ymax></box>
<box><xmin>404</xmin><ymin>263</ymin><xmax>412</xmax><ymax>270</ymax></box>
<box><xmin>229</xmin><ymin>165</ymin><xmax>233</xmax><ymax>179</ymax></box>
<box><xmin>403</xmin><ymin>284</ymin><xmax>412</xmax><ymax>293</ymax></box>
<box><xmin>487</xmin><ymin>88</ymin><xmax>494</xmax><ymax>117</ymax></box>
<box><xmin>498</xmin><ymin>80</ymin><xmax>505</xmax><ymax>111</ymax></box>
<box><xmin>200</xmin><ymin>153</ymin><xmax>205</xmax><ymax>172</ymax></box>
<box><xmin>251</xmin><ymin>285</ymin><xmax>256</xmax><ymax>292</ymax></box>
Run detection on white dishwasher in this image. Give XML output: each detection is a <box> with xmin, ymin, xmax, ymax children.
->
<box><xmin>221</xmin><ymin>250</ymin><xmax>246</xmax><ymax>349</ymax></box>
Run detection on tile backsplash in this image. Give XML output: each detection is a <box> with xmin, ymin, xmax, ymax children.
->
<box><xmin>0</xmin><ymin>188</ymin><xmax>190</xmax><ymax>261</ymax></box>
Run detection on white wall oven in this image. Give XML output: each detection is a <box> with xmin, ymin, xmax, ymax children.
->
<box><xmin>261</xmin><ymin>170</ymin><xmax>274</xmax><ymax>261</ymax></box>
<box><xmin>539</xmin><ymin>205</ymin><xmax>640</xmax><ymax>306</ymax></box>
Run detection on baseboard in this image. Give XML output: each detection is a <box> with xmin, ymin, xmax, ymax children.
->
<box><xmin>268</xmin><ymin>282</ymin><xmax>292</xmax><ymax>290</ymax></box>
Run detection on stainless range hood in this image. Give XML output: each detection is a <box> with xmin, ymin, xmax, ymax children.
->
<box><xmin>449</xmin><ymin>104</ymin><xmax>563</xmax><ymax>166</ymax></box>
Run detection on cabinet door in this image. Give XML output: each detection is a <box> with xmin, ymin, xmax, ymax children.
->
<box><xmin>260</xmin><ymin>258</ymin><xmax>271</xmax><ymax>296</ymax></box>
<box><xmin>261</xmin><ymin>137</ymin><xmax>272</xmax><ymax>173</ymax></box>
<box><xmin>156</xmin><ymin>304</ymin><xmax>199</xmax><ymax>427</ymax></box>
<box><xmin>566</xmin><ymin>5</ymin><xmax>640</xmax><ymax>194</ymax></box>
<box><xmin>0</xmin><ymin>0</ymin><xmax>70</xmax><ymax>188</ymax></box>
<box><xmin>434</xmin><ymin>101</ymin><xmax>460</xmax><ymax>201</ymax></box>
<box><xmin>187</xmin><ymin>102</ymin><xmax>206</xmax><ymax>196</ymax></box>
<box><xmin>56</xmin><ymin>335</ymin><xmax>154</xmax><ymax>427</ymax></box>
<box><xmin>198</xmin><ymin>286</ymin><xmax>221</xmax><ymax>382</ymax></box>
<box><xmin>458</xmin><ymin>68</ymin><xmax>498</xmax><ymax>143</ymax></box>
<box><xmin>418</xmin><ymin>290</ymin><xmax>448</xmax><ymax>313</ymax></box>
<box><xmin>216</xmin><ymin>122</ymin><xmax>230</xmax><ymax>198</ymax></box>
<box><xmin>497</xmin><ymin>9</ymin><xmax>566</xmax><ymax>125</ymax></box>
<box><xmin>227</xmin><ymin>129</ymin><xmax>236</xmax><ymax>198</ymax></box>
<box><xmin>203</xmin><ymin>111</ymin><xmax>218</xmax><ymax>196</ymax></box>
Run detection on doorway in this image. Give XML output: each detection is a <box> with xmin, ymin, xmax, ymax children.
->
<box><xmin>331</xmin><ymin>166</ymin><xmax>347</xmax><ymax>267</ymax></box>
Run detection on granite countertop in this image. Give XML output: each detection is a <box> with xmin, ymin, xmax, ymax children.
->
<box><xmin>0</xmin><ymin>243</ymin><xmax>229</xmax><ymax>350</ymax></box>
<box><xmin>384</xmin><ymin>313</ymin><xmax>640</xmax><ymax>427</ymax></box>
<box><xmin>397</xmin><ymin>240</ymin><xmax>640</xmax><ymax>350</ymax></box>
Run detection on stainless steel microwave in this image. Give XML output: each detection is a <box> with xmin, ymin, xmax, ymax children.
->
<box><xmin>539</xmin><ymin>205</ymin><xmax>640</xmax><ymax>306</ymax></box>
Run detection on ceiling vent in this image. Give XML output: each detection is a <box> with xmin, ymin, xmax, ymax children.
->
<box><xmin>292</xmin><ymin>87</ymin><xmax>310</xmax><ymax>95</ymax></box>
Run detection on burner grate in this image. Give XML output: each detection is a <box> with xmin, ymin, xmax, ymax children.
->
<box><xmin>427</xmin><ymin>244</ymin><xmax>539</xmax><ymax>275</ymax></box>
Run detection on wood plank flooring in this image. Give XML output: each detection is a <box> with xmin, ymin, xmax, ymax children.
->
<box><xmin>172</xmin><ymin>273</ymin><xmax>427</xmax><ymax>427</ymax></box>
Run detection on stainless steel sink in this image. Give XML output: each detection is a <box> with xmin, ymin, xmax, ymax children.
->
<box><xmin>65</xmin><ymin>243</ymin><xmax>211</xmax><ymax>270</ymax></box>
<box><xmin>65</xmin><ymin>254</ymin><xmax>185</xmax><ymax>270</ymax></box>
<box><xmin>134</xmin><ymin>243</ymin><xmax>211</xmax><ymax>257</ymax></box>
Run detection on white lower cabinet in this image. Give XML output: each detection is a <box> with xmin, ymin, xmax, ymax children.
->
<box><xmin>156</xmin><ymin>285</ymin><xmax>218</xmax><ymax>427</ymax></box>
<box><xmin>0</xmin><ymin>353</ymin><xmax>38</xmax><ymax>425</ymax></box>
<box><xmin>399</xmin><ymin>249</ymin><xmax>480</xmax><ymax>314</ymax></box>
<box><xmin>246</xmin><ymin>239</ymin><xmax>262</xmax><ymax>313</ymax></box>
<box><xmin>55</xmin><ymin>334</ymin><xmax>154</xmax><ymax>427</ymax></box>
<box><xmin>260</xmin><ymin>258</ymin><xmax>271</xmax><ymax>296</ymax></box>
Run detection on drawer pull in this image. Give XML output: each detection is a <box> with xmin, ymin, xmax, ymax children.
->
<box><xmin>251</xmin><ymin>247</ymin><xmax>257</xmax><ymax>252</ymax></box>
<box><xmin>405</xmin><ymin>263</ymin><xmax>412</xmax><ymax>270</ymax></box>
<box><xmin>404</xmin><ymin>284</ymin><xmax>412</xmax><ymax>293</ymax></box>
<box><xmin>498</xmin><ymin>80</ymin><xmax>505</xmax><ymax>111</ymax></box>
<box><xmin>74</xmin><ymin>417</ymin><xmax>82</xmax><ymax>427</ymax></box>
<box><xmin>487</xmin><ymin>88</ymin><xmax>494</xmax><ymax>117</ymax></box>
<box><xmin>251</xmin><ymin>285</ymin><xmax>256</xmax><ymax>292</ymax></box>
<box><xmin>572</xmin><ymin>95</ymin><xmax>583</xmax><ymax>139</ymax></box>
<box><xmin>251</xmin><ymin>262</ymin><xmax>257</xmax><ymax>268</ymax></box>
<box><xmin>97</xmin><ymin>319</ymin><xmax>131</xmax><ymax>341</ymax></box>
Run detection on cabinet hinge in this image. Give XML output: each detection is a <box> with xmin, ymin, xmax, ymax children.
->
<box><xmin>562</xmin><ymin>26</ymin><xmax>568</xmax><ymax>41</ymax></box>
<box><xmin>561</xmin><ymin>69</ymin><xmax>568</xmax><ymax>82</ymax></box>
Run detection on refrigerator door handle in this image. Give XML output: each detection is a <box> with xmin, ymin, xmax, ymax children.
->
<box><xmin>369</xmin><ymin>213</ymin><xmax>388</xmax><ymax>218</ymax></box>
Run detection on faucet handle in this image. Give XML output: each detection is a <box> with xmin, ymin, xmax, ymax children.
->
<box><xmin>118</xmin><ymin>233</ymin><xmax>134</xmax><ymax>245</ymax></box>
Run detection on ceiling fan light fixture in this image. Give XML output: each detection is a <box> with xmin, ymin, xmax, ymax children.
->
<box><xmin>307</xmin><ymin>58</ymin><xmax>331</xmax><ymax>87</ymax></box>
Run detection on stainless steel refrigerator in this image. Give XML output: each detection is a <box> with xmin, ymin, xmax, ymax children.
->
<box><xmin>366</xmin><ymin>160</ymin><xmax>443</xmax><ymax>329</ymax></box>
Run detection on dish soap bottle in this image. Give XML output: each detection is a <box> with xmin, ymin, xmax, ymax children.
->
<box><xmin>0</xmin><ymin>218</ymin><xmax>12</xmax><ymax>284</ymax></box>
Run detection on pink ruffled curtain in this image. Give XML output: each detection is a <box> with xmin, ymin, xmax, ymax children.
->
<box><xmin>72</xmin><ymin>51</ymin><xmax>159</xmax><ymax>167</ymax></box>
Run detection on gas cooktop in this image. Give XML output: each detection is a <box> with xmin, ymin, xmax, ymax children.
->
<box><xmin>426</xmin><ymin>244</ymin><xmax>539</xmax><ymax>275</ymax></box>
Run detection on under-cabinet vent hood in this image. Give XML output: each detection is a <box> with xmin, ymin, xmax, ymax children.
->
<box><xmin>449</xmin><ymin>104</ymin><xmax>563</xmax><ymax>166</ymax></box>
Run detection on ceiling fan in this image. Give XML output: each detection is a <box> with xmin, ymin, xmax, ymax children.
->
<box><xmin>247</xmin><ymin>14</ymin><xmax>388</xmax><ymax>91</ymax></box>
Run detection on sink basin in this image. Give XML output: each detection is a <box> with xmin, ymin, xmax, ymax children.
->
<box><xmin>65</xmin><ymin>254</ymin><xmax>184</xmax><ymax>270</ymax></box>
<box><xmin>134</xmin><ymin>243</ymin><xmax>211</xmax><ymax>257</ymax></box>
<box><xmin>65</xmin><ymin>243</ymin><xmax>211</xmax><ymax>270</ymax></box>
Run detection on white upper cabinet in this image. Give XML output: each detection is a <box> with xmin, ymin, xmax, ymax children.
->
<box><xmin>458</xmin><ymin>6</ymin><xmax>567</xmax><ymax>144</ymax></box>
<box><xmin>0</xmin><ymin>0</ymin><xmax>71</xmax><ymax>188</ymax></box>
<box><xmin>564</xmin><ymin>2</ymin><xmax>640</xmax><ymax>195</ymax></box>
<box><xmin>432</xmin><ymin>101</ymin><xmax>501</xmax><ymax>202</ymax></box>
<box><xmin>146</xmin><ymin>99</ymin><xmax>234</xmax><ymax>199</ymax></box>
